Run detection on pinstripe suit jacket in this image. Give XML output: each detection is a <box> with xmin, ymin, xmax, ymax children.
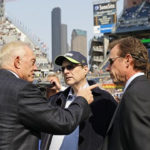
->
<box><xmin>0</xmin><ymin>69</ymin><xmax>90</xmax><ymax>150</ymax></box>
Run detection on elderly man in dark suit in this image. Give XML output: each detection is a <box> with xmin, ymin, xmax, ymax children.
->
<box><xmin>101</xmin><ymin>36</ymin><xmax>150</xmax><ymax>150</ymax></box>
<box><xmin>0</xmin><ymin>41</ymin><xmax>97</xmax><ymax>150</ymax></box>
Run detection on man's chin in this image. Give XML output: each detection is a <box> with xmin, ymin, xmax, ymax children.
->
<box><xmin>113</xmin><ymin>80</ymin><xmax>124</xmax><ymax>85</ymax></box>
<box><xmin>66</xmin><ymin>81</ymin><xmax>73</xmax><ymax>86</ymax></box>
<box><xmin>28</xmin><ymin>78</ymin><xmax>34</xmax><ymax>83</ymax></box>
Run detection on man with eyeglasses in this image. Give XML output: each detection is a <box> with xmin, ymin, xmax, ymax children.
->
<box><xmin>101</xmin><ymin>36</ymin><xmax>150</xmax><ymax>150</ymax></box>
<box><xmin>41</xmin><ymin>51</ymin><xmax>117</xmax><ymax>150</ymax></box>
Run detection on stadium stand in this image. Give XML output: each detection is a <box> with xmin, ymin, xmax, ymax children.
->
<box><xmin>0</xmin><ymin>17</ymin><xmax>53</xmax><ymax>80</ymax></box>
<box><xmin>116</xmin><ymin>1</ymin><xmax>150</xmax><ymax>33</ymax></box>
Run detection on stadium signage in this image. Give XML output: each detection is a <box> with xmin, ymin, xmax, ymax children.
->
<box><xmin>93</xmin><ymin>0</ymin><xmax>117</xmax><ymax>4</ymax></box>
<box><xmin>93</xmin><ymin>1</ymin><xmax>117</xmax><ymax>34</ymax></box>
<box><xmin>94</xmin><ymin>3</ymin><xmax>116</xmax><ymax>15</ymax></box>
<box><xmin>100</xmin><ymin>3</ymin><xmax>116</xmax><ymax>10</ymax></box>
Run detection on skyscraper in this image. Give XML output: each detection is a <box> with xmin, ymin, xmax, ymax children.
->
<box><xmin>0</xmin><ymin>0</ymin><xmax>4</xmax><ymax>22</ymax></box>
<box><xmin>71</xmin><ymin>29</ymin><xmax>87</xmax><ymax>57</ymax></box>
<box><xmin>61</xmin><ymin>24</ymin><xmax>68</xmax><ymax>55</ymax></box>
<box><xmin>51</xmin><ymin>7</ymin><xmax>61</xmax><ymax>70</ymax></box>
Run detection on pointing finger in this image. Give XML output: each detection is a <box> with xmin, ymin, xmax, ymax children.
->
<box><xmin>88</xmin><ymin>84</ymin><xmax>99</xmax><ymax>90</ymax></box>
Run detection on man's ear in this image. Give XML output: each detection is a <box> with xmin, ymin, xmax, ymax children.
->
<box><xmin>84</xmin><ymin>65</ymin><xmax>89</xmax><ymax>74</ymax></box>
<box><xmin>14</xmin><ymin>56</ymin><xmax>21</xmax><ymax>69</ymax></box>
<box><xmin>125</xmin><ymin>54</ymin><xmax>133</xmax><ymax>66</ymax></box>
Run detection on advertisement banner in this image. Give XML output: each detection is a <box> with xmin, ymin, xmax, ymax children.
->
<box><xmin>94</xmin><ymin>14</ymin><xmax>116</xmax><ymax>25</ymax></box>
<box><xmin>93</xmin><ymin>1</ymin><xmax>117</xmax><ymax>34</ymax></box>
<box><xmin>94</xmin><ymin>24</ymin><xmax>115</xmax><ymax>34</ymax></box>
<box><xmin>100</xmin><ymin>24</ymin><xmax>115</xmax><ymax>33</ymax></box>
<box><xmin>93</xmin><ymin>2</ymin><xmax>116</xmax><ymax>15</ymax></box>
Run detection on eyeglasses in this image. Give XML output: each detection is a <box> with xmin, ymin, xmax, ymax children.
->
<box><xmin>109</xmin><ymin>56</ymin><xmax>121</xmax><ymax>65</ymax></box>
<box><xmin>61</xmin><ymin>64</ymin><xmax>81</xmax><ymax>72</ymax></box>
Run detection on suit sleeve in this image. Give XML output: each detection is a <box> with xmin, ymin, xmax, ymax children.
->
<box><xmin>121</xmin><ymin>88</ymin><xmax>150</xmax><ymax>150</ymax></box>
<box><xmin>18</xmin><ymin>83</ymin><xmax>90</xmax><ymax>135</ymax></box>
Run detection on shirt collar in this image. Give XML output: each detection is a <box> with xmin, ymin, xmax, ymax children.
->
<box><xmin>67</xmin><ymin>82</ymin><xmax>89</xmax><ymax>100</ymax></box>
<box><xmin>67</xmin><ymin>88</ymin><xmax>75</xmax><ymax>100</ymax></box>
<box><xmin>124</xmin><ymin>72</ymin><xmax>144</xmax><ymax>93</ymax></box>
<box><xmin>8</xmin><ymin>70</ymin><xmax>20</xmax><ymax>78</ymax></box>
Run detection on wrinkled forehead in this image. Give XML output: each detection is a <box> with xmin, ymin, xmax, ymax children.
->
<box><xmin>24</xmin><ymin>46</ymin><xmax>36</xmax><ymax>58</ymax></box>
<box><xmin>110</xmin><ymin>45</ymin><xmax>121</xmax><ymax>57</ymax></box>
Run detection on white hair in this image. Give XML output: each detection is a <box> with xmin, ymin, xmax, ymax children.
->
<box><xmin>0</xmin><ymin>41</ymin><xmax>30</xmax><ymax>68</ymax></box>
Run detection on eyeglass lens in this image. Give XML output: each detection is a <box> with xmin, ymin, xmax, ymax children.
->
<box><xmin>61</xmin><ymin>65</ymin><xmax>75</xmax><ymax>72</ymax></box>
<box><xmin>109</xmin><ymin>57</ymin><xmax>120</xmax><ymax>65</ymax></box>
<box><xmin>109</xmin><ymin>58</ymin><xmax>114</xmax><ymax>65</ymax></box>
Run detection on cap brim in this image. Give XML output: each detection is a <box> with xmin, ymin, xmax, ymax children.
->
<box><xmin>55</xmin><ymin>56</ymin><xmax>80</xmax><ymax>66</ymax></box>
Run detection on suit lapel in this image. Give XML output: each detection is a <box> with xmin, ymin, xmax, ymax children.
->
<box><xmin>106</xmin><ymin>101</ymin><xmax>121</xmax><ymax>134</ymax></box>
<box><xmin>106</xmin><ymin>75</ymin><xmax>146</xmax><ymax>135</ymax></box>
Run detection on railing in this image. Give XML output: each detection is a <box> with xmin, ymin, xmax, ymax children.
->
<box><xmin>5</xmin><ymin>13</ymin><xmax>50</xmax><ymax>57</ymax></box>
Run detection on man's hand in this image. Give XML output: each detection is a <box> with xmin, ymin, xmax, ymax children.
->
<box><xmin>48</xmin><ymin>78</ymin><xmax>61</xmax><ymax>90</ymax></box>
<box><xmin>77</xmin><ymin>84</ymin><xmax>99</xmax><ymax>104</ymax></box>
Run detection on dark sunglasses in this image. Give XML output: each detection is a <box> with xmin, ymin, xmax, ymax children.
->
<box><xmin>109</xmin><ymin>56</ymin><xmax>121</xmax><ymax>65</ymax></box>
<box><xmin>61</xmin><ymin>64</ymin><xmax>81</xmax><ymax>72</ymax></box>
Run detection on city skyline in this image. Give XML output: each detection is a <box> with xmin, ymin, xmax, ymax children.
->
<box><xmin>5</xmin><ymin>0</ymin><xmax>94</xmax><ymax>60</ymax></box>
<box><xmin>5</xmin><ymin>0</ymin><xmax>123</xmax><ymax>60</ymax></box>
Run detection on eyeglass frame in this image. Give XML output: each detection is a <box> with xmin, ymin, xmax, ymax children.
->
<box><xmin>108</xmin><ymin>52</ymin><xmax>147</xmax><ymax>66</ymax></box>
<box><xmin>61</xmin><ymin>64</ymin><xmax>82</xmax><ymax>72</ymax></box>
<box><xmin>108</xmin><ymin>56</ymin><xmax>122</xmax><ymax>65</ymax></box>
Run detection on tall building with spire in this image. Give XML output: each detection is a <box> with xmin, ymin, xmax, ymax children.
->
<box><xmin>71</xmin><ymin>29</ymin><xmax>87</xmax><ymax>57</ymax></box>
<box><xmin>51</xmin><ymin>7</ymin><xmax>61</xmax><ymax>70</ymax></box>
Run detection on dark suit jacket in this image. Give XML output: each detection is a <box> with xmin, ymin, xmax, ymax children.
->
<box><xmin>41</xmin><ymin>80</ymin><xmax>117</xmax><ymax>150</ymax></box>
<box><xmin>0</xmin><ymin>69</ymin><xmax>90</xmax><ymax>150</ymax></box>
<box><xmin>101</xmin><ymin>75</ymin><xmax>150</xmax><ymax>150</ymax></box>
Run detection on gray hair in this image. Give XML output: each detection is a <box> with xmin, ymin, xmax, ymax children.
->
<box><xmin>0</xmin><ymin>41</ymin><xmax>30</xmax><ymax>68</ymax></box>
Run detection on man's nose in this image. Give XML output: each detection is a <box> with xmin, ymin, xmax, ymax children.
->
<box><xmin>63</xmin><ymin>68</ymin><xmax>69</xmax><ymax>74</ymax></box>
<box><xmin>106</xmin><ymin>64</ymin><xmax>110</xmax><ymax>72</ymax></box>
<box><xmin>34</xmin><ymin>64</ymin><xmax>38</xmax><ymax>70</ymax></box>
